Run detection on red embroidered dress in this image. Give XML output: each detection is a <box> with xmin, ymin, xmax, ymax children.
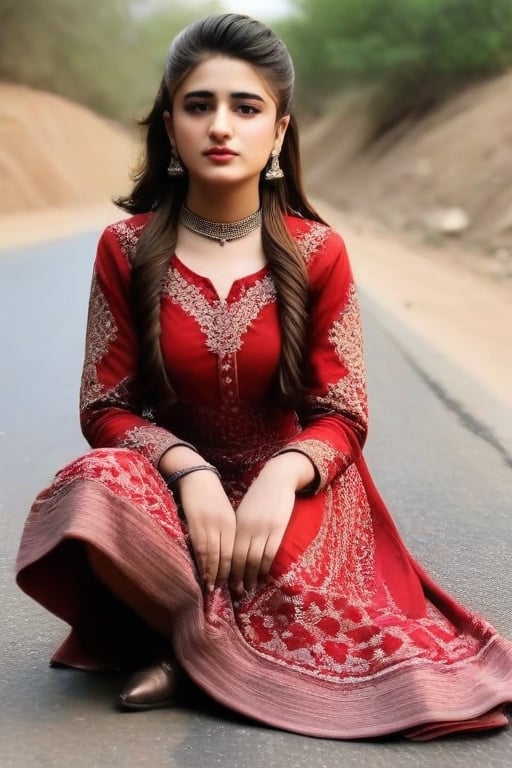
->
<box><xmin>16</xmin><ymin>213</ymin><xmax>512</xmax><ymax>740</ymax></box>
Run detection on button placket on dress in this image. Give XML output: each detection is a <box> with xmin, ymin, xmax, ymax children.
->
<box><xmin>218</xmin><ymin>351</ymin><xmax>239</xmax><ymax>403</ymax></box>
<box><xmin>216</xmin><ymin>294</ymin><xmax>239</xmax><ymax>405</ymax></box>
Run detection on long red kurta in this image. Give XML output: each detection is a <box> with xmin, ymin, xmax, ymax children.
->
<box><xmin>16</xmin><ymin>213</ymin><xmax>512</xmax><ymax>740</ymax></box>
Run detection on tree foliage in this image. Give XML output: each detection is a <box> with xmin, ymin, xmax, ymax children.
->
<box><xmin>0</xmin><ymin>0</ymin><xmax>220</xmax><ymax>120</ymax></box>
<box><xmin>2</xmin><ymin>0</ymin><xmax>512</xmax><ymax>134</ymax></box>
<box><xmin>278</xmin><ymin>0</ymin><xmax>512</xmax><ymax>135</ymax></box>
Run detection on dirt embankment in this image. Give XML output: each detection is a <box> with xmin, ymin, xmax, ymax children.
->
<box><xmin>0</xmin><ymin>82</ymin><xmax>135</xmax><ymax>214</ymax></box>
<box><xmin>302</xmin><ymin>72</ymin><xmax>512</xmax><ymax>282</ymax></box>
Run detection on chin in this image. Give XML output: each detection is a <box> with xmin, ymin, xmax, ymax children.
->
<box><xmin>193</xmin><ymin>170</ymin><xmax>258</xmax><ymax>188</ymax></box>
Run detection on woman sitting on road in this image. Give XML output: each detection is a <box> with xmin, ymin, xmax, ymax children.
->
<box><xmin>16</xmin><ymin>13</ymin><xmax>512</xmax><ymax>740</ymax></box>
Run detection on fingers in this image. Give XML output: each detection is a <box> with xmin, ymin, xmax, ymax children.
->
<box><xmin>185</xmin><ymin>478</ymin><xmax>291</xmax><ymax>595</ymax></box>
<box><xmin>189</xmin><ymin>528</ymin><xmax>221</xmax><ymax>593</ymax></box>
<box><xmin>217</xmin><ymin>527</ymin><xmax>235</xmax><ymax>584</ymax></box>
<box><xmin>230</xmin><ymin>534</ymin><xmax>278</xmax><ymax>595</ymax></box>
<box><xmin>259</xmin><ymin>534</ymin><xmax>279</xmax><ymax>580</ymax></box>
<box><xmin>189</xmin><ymin>521</ymin><xmax>235</xmax><ymax>592</ymax></box>
<box><xmin>230</xmin><ymin>537</ymin><xmax>250</xmax><ymax>596</ymax></box>
<box><xmin>188</xmin><ymin>526</ymin><xmax>213</xmax><ymax>589</ymax></box>
<box><xmin>228</xmin><ymin>478</ymin><xmax>295</xmax><ymax>596</ymax></box>
<box><xmin>178</xmin><ymin>472</ymin><xmax>235</xmax><ymax>591</ymax></box>
<box><xmin>242</xmin><ymin>538</ymin><xmax>267</xmax><ymax>594</ymax></box>
<box><xmin>243</xmin><ymin>535</ymin><xmax>280</xmax><ymax>592</ymax></box>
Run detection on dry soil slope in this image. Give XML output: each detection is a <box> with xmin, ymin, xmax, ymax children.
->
<box><xmin>0</xmin><ymin>82</ymin><xmax>135</xmax><ymax>213</ymax></box>
<box><xmin>302</xmin><ymin>72</ymin><xmax>512</xmax><ymax>257</ymax></box>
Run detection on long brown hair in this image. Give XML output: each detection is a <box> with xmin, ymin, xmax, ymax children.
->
<box><xmin>116</xmin><ymin>13</ymin><xmax>325</xmax><ymax>407</ymax></box>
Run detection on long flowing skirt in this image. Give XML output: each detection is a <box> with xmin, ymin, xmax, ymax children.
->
<box><xmin>16</xmin><ymin>447</ymin><xmax>512</xmax><ymax>740</ymax></box>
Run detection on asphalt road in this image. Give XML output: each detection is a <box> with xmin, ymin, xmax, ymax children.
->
<box><xmin>0</xmin><ymin>231</ymin><xmax>511</xmax><ymax>768</ymax></box>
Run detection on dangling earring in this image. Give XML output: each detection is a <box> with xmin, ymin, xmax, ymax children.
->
<box><xmin>264</xmin><ymin>147</ymin><xmax>284</xmax><ymax>181</ymax></box>
<box><xmin>167</xmin><ymin>148</ymin><xmax>185</xmax><ymax>177</ymax></box>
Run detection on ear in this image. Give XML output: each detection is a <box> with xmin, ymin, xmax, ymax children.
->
<box><xmin>162</xmin><ymin>110</ymin><xmax>175</xmax><ymax>145</ymax></box>
<box><xmin>274</xmin><ymin>114</ymin><xmax>291</xmax><ymax>151</ymax></box>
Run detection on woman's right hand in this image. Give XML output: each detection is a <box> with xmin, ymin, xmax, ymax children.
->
<box><xmin>177</xmin><ymin>470</ymin><xmax>236</xmax><ymax>592</ymax></box>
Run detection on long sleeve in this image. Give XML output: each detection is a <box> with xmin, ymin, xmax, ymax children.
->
<box><xmin>79</xmin><ymin>218</ymin><xmax>194</xmax><ymax>467</ymax></box>
<box><xmin>276</xmin><ymin>224</ymin><xmax>368</xmax><ymax>492</ymax></box>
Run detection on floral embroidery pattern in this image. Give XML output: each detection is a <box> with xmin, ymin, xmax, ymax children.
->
<box><xmin>323</xmin><ymin>282</ymin><xmax>368</xmax><ymax>428</ymax></box>
<box><xmin>163</xmin><ymin>269</ymin><xmax>276</xmax><ymax>355</ymax></box>
<box><xmin>117</xmin><ymin>426</ymin><xmax>193</xmax><ymax>467</ymax></box>
<box><xmin>109</xmin><ymin>220</ymin><xmax>146</xmax><ymax>264</ymax></box>
<box><xmin>81</xmin><ymin>377</ymin><xmax>133</xmax><ymax>429</ymax></box>
<box><xmin>233</xmin><ymin>466</ymin><xmax>484</xmax><ymax>681</ymax></box>
<box><xmin>165</xmin><ymin>401</ymin><xmax>301</xmax><ymax>485</ymax></box>
<box><xmin>328</xmin><ymin>284</ymin><xmax>365</xmax><ymax>373</ymax></box>
<box><xmin>80</xmin><ymin>273</ymin><xmax>118</xmax><ymax>414</ymax></box>
<box><xmin>276</xmin><ymin>438</ymin><xmax>346</xmax><ymax>490</ymax></box>
<box><xmin>295</xmin><ymin>222</ymin><xmax>330</xmax><ymax>264</ymax></box>
<box><xmin>34</xmin><ymin>448</ymin><xmax>187</xmax><ymax>542</ymax></box>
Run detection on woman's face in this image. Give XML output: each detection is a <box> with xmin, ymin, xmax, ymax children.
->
<box><xmin>164</xmin><ymin>56</ymin><xmax>289</xmax><ymax>189</ymax></box>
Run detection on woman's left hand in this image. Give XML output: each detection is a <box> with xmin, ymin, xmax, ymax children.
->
<box><xmin>230</xmin><ymin>451</ymin><xmax>316</xmax><ymax>595</ymax></box>
<box><xmin>230</xmin><ymin>469</ymin><xmax>296</xmax><ymax>595</ymax></box>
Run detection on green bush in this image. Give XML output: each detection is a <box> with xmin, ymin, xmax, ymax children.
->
<box><xmin>3</xmin><ymin>0</ymin><xmax>511</xmax><ymax>133</ymax></box>
<box><xmin>0</xmin><ymin>0</ymin><xmax>220</xmax><ymax>121</ymax></box>
<box><xmin>278</xmin><ymin>0</ymin><xmax>512</xmax><ymax>136</ymax></box>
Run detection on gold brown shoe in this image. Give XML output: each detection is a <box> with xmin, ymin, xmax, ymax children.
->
<box><xmin>119</xmin><ymin>660</ymin><xmax>177</xmax><ymax>711</ymax></box>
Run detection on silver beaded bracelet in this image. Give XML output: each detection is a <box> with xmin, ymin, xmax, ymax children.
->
<box><xmin>164</xmin><ymin>464</ymin><xmax>221</xmax><ymax>490</ymax></box>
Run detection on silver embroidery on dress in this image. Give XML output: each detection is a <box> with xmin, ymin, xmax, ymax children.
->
<box><xmin>234</xmin><ymin>465</ymin><xmax>483</xmax><ymax>681</ymax></box>
<box><xmin>279</xmin><ymin>438</ymin><xmax>345</xmax><ymax>488</ymax></box>
<box><xmin>109</xmin><ymin>220</ymin><xmax>146</xmax><ymax>264</ymax></box>
<box><xmin>117</xmin><ymin>426</ymin><xmax>186</xmax><ymax>466</ymax></box>
<box><xmin>295</xmin><ymin>222</ymin><xmax>330</xmax><ymax>264</ymax></box>
<box><xmin>163</xmin><ymin>269</ymin><xmax>276</xmax><ymax>355</ymax></box>
<box><xmin>80</xmin><ymin>272</ymin><xmax>118</xmax><ymax>413</ymax></box>
<box><xmin>322</xmin><ymin>282</ymin><xmax>368</xmax><ymax>428</ymax></box>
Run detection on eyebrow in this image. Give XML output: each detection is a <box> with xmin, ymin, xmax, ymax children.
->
<box><xmin>183</xmin><ymin>90</ymin><xmax>265</xmax><ymax>102</ymax></box>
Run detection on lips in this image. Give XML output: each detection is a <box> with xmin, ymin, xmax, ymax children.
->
<box><xmin>203</xmin><ymin>147</ymin><xmax>238</xmax><ymax>166</ymax></box>
<box><xmin>204</xmin><ymin>147</ymin><xmax>237</xmax><ymax>157</ymax></box>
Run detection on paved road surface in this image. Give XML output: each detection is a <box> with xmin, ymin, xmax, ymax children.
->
<box><xmin>1</xmin><ymin>231</ymin><xmax>511</xmax><ymax>767</ymax></box>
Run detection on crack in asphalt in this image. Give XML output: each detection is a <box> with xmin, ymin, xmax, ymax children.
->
<box><xmin>394</xmin><ymin>341</ymin><xmax>512</xmax><ymax>470</ymax></box>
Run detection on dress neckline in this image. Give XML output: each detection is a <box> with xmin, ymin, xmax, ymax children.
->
<box><xmin>172</xmin><ymin>253</ymin><xmax>269</xmax><ymax>303</ymax></box>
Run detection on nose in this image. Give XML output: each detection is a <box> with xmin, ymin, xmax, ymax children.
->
<box><xmin>207</xmin><ymin>105</ymin><xmax>234</xmax><ymax>141</ymax></box>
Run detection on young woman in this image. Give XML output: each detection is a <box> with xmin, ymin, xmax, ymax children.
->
<box><xmin>16</xmin><ymin>13</ymin><xmax>512</xmax><ymax>740</ymax></box>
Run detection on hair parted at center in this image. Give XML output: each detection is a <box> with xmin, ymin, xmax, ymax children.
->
<box><xmin>116</xmin><ymin>13</ymin><xmax>326</xmax><ymax>408</ymax></box>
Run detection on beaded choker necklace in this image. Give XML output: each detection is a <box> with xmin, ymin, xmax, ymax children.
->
<box><xmin>181</xmin><ymin>206</ymin><xmax>262</xmax><ymax>246</ymax></box>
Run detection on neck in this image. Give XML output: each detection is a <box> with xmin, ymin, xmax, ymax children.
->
<box><xmin>186</xmin><ymin>181</ymin><xmax>260</xmax><ymax>223</ymax></box>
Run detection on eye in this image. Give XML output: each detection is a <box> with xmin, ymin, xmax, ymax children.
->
<box><xmin>185</xmin><ymin>102</ymin><xmax>211</xmax><ymax>113</ymax></box>
<box><xmin>235</xmin><ymin>104</ymin><xmax>261</xmax><ymax>115</ymax></box>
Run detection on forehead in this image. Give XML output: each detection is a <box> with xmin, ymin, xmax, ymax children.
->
<box><xmin>175</xmin><ymin>55</ymin><xmax>276</xmax><ymax>101</ymax></box>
